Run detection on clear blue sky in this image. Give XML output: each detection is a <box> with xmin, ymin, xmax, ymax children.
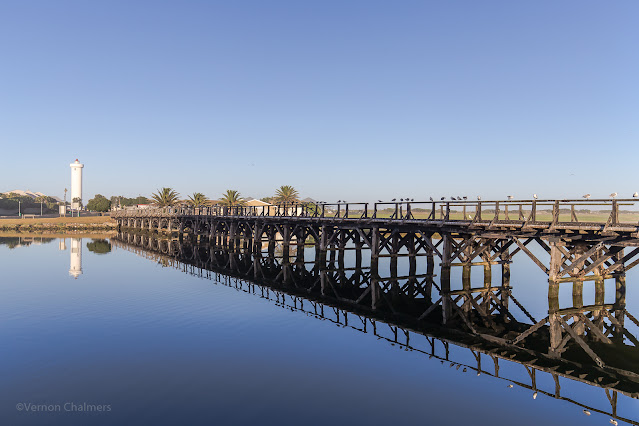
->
<box><xmin>1</xmin><ymin>1</ymin><xmax>637</xmax><ymax>202</ymax></box>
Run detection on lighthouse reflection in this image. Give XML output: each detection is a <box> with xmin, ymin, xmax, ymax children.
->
<box><xmin>58</xmin><ymin>238</ymin><xmax>112</xmax><ymax>278</ymax></box>
<box><xmin>69</xmin><ymin>238</ymin><xmax>83</xmax><ymax>278</ymax></box>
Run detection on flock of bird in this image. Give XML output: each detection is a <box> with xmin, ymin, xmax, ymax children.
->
<box><xmin>347</xmin><ymin>192</ymin><xmax>639</xmax><ymax>204</ymax></box>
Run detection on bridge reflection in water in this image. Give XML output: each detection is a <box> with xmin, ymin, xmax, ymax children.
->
<box><xmin>113</xmin><ymin>231</ymin><xmax>639</xmax><ymax>424</ymax></box>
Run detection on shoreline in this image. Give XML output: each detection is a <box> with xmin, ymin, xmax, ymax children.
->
<box><xmin>0</xmin><ymin>216</ymin><xmax>117</xmax><ymax>232</ymax></box>
<box><xmin>0</xmin><ymin>231</ymin><xmax>116</xmax><ymax>239</ymax></box>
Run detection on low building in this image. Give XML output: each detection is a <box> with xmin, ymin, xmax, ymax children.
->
<box><xmin>245</xmin><ymin>199</ymin><xmax>277</xmax><ymax>215</ymax></box>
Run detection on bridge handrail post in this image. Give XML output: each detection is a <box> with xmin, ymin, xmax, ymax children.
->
<box><xmin>345</xmin><ymin>203</ymin><xmax>349</xmax><ymax>219</ymax></box>
<box><xmin>406</xmin><ymin>202</ymin><xmax>411</xmax><ymax>220</ymax></box>
<box><xmin>445</xmin><ymin>202</ymin><xmax>450</xmax><ymax>221</ymax></box>
<box><xmin>494</xmin><ymin>202</ymin><xmax>500</xmax><ymax>222</ymax></box>
<box><xmin>372</xmin><ymin>203</ymin><xmax>377</xmax><ymax>219</ymax></box>
<box><xmin>612</xmin><ymin>200</ymin><xmax>618</xmax><ymax>225</ymax></box>
<box><xmin>363</xmin><ymin>203</ymin><xmax>368</xmax><ymax>219</ymax></box>
<box><xmin>321</xmin><ymin>204</ymin><xmax>325</xmax><ymax>218</ymax></box>
<box><xmin>531</xmin><ymin>201</ymin><xmax>536</xmax><ymax>221</ymax></box>
<box><xmin>552</xmin><ymin>201</ymin><xmax>559</xmax><ymax>225</ymax></box>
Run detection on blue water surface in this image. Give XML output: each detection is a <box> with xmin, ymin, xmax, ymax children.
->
<box><xmin>0</xmin><ymin>236</ymin><xmax>637</xmax><ymax>425</ymax></box>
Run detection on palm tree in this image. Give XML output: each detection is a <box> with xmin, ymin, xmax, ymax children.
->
<box><xmin>151</xmin><ymin>187</ymin><xmax>180</xmax><ymax>207</ymax></box>
<box><xmin>273</xmin><ymin>185</ymin><xmax>300</xmax><ymax>205</ymax></box>
<box><xmin>187</xmin><ymin>192</ymin><xmax>209</xmax><ymax>207</ymax></box>
<box><xmin>219</xmin><ymin>190</ymin><xmax>246</xmax><ymax>207</ymax></box>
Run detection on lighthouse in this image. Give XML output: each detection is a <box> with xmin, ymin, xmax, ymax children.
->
<box><xmin>69</xmin><ymin>159</ymin><xmax>84</xmax><ymax>210</ymax></box>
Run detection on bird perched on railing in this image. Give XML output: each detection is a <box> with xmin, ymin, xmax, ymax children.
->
<box><xmin>610</xmin><ymin>193</ymin><xmax>618</xmax><ymax>199</ymax></box>
<box><xmin>477</xmin><ymin>196</ymin><xmax>481</xmax><ymax>200</ymax></box>
<box><xmin>378</xmin><ymin>200</ymin><xmax>382</xmax><ymax>202</ymax></box>
<box><xmin>533</xmin><ymin>194</ymin><xmax>538</xmax><ymax>199</ymax></box>
<box><xmin>633</xmin><ymin>192</ymin><xmax>638</xmax><ymax>198</ymax></box>
<box><xmin>440</xmin><ymin>197</ymin><xmax>445</xmax><ymax>201</ymax></box>
<box><xmin>456</xmin><ymin>196</ymin><xmax>462</xmax><ymax>201</ymax></box>
<box><xmin>462</xmin><ymin>196</ymin><xmax>467</xmax><ymax>200</ymax></box>
<box><xmin>583</xmin><ymin>194</ymin><xmax>591</xmax><ymax>199</ymax></box>
<box><xmin>429</xmin><ymin>197</ymin><xmax>434</xmax><ymax>201</ymax></box>
<box><xmin>507</xmin><ymin>195</ymin><xmax>514</xmax><ymax>200</ymax></box>
<box><xmin>391</xmin><ymin>198</ymin><xmax>396</xmax><ymax>202</ymax></box>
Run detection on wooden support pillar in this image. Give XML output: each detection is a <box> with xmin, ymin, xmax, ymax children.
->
<box><xmin>426</xmin><ymin>245</ymin><xmax>434</xmax><ymax>302</ymax></box>
<box><xmin>354</xmin><ymin>231</ymin><xmax>362</xmax><ymax>287</ymax></box>
<box><xmin>229</xmin><ymin>222</ymin><xmax>237</xmax><ymax>251</ymax></box>
<box><xmin>337</xmin><ymin>229</ymin><xmax>346</xmax><ymax>271</ymax></box>
<box><xmin>462</xmin><ymin>255</ymin><xmax>471</xmax><ymax>315</ymax></box>
<box><xmin>253</xmin><ymin>223</ymin><xmax>262</xmax><ymax>253</ymax></box>
<box><xmin>370</xmin><ymin>227</ymin><xmax>380</xmax><ymax>310</ymax></box>
<box><xmin>614</xmin><ymin>248</ymin><xmax>626</xmax><ymax>341</ymax></box>
<box><xmin>548</xmin><ymin>239</ymin><xmax>562</xmax><ymax>358</ymax></box>
<box><xmin>328</xmin><ymin>229</ymin><xmax>337</xmax><ymax>266</ymax></box>
<box><xmin>282</xmin><ymin>224</ymin><xmax>290</xmax><ymax>265</ymax></box>
<box><xmin>268</xmin><ymin>228</ymin><xmax>276</xmax><ymax>259</ymax></box>
<box><xmin>441</xmin><ymin>233</ymin><xmax>452</xmax><ymax>324</ymax></box>
<box><xmin>390</xmin><ymin>231</ymin><xmax>399</xmax><ymax>304</ymax></box>
<box><xmin>572</xmin><ymin>280</ymin><xmax>585</xmax><ymax>336</ymax></box>
<box><xmin>318</xmin><ymin>226</ymin><xmax>328</xmax><ymax>275</ymax></box>
<box><xmin>314</xmin><ymin>227</ymin><xmax>323</xmax><ymax>275</ymax></box>
<box><xmin>296</xmin><ymin>229</ymin><xmax>305</xmax><ymax>265</ymax></box>
<box><xmin>407</xmin><ymin>233</ymin><xmax>416</xmax><ymax>298</ymax></box>
<box><xmin>501</xmin><ymin>247</ymin><xmax>511</xmax><ymax>320</ymax></box>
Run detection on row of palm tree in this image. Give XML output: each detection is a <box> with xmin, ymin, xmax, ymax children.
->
<box><xmin>149</xmin><ymin>186</ymin><xmax>302</xmax><ymax>208</ymax></box>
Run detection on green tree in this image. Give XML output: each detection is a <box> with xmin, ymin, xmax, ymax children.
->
<box><xmin>219</xmin><ymin>190</ymin><xmax>246</xmax><ymax>207</ymax></box>
<box><xmin>87</xmin><ymin>194</ymin><xmax>112</xmax><ymax>212</ymax></box>
<box><xmin>273</xmin><ymin>185</ymin><xmax>300</xmax><ymax>205</ymax></box>
<box><xmin>112</xmin><ymin>195</ymin><xmax>151</xmax><ymax>207</ymax></box>
<box><xmin>86</xmin><ymin>239</ymin><xmax>112</xmax><ymax>254</ymax></box>
<box><xmin>186</xmin><ymin>192</ymin><xmax>209</xmax><ymax>207</ymax></box>
<box><xmin>151</xmin><ymin>188</ymin><xmax>180</xmax><ymax>207</ymax></box>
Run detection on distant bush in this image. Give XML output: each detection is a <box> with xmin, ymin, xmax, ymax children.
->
<box><xmin>87</xmin><ymin>195</ymin><xmax>111</xmax><ymax>212</ymax></box>
<box><xmin>86</xmin><ymin>239</ymin><xmax>112</xmax><ymax>254</ymax></box>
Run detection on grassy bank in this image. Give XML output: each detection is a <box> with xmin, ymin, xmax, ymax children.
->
<box><xmin>0</xmin><ymin>216</ymin><xmax>117</xmax><ymax>232</ymax></box>
<box><xmin>0</xmin><ymin>231</ymin><xmax>116</xmax><ymax>239</ymax></box>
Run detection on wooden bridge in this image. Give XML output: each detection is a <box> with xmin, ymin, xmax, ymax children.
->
<box><xmin>112</xmin><ymin>199</ymin><xmax>639</xmax><ymax>365</ymax></box>
<box><xmin>112</xmin><ymin>230</ymin><xmax>639</xmax><ymax>424</ymax></box>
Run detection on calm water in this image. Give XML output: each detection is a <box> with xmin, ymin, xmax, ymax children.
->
<box><xmin>1</xmin><ymin>236</ymin><xmax>638</xmax><ymax>425</ymax></box>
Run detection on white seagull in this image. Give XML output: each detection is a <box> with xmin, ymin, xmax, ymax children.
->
<box><xmin>477</xmin><ymin>196</ymin><xmax>482</xmax><ymax>201</ymax></box>
<box><xmin>507</xmin><ymin>195</ymin><xmax>514</xmax><ymax>200</ymax></box>
<box><xmin>583</xmin><ymin>194</ymin><xmax>591</xmax><ymax>199</ymax></box>
<box><xmin>610</xmin><ymin>192</ymin><xmax>618</xmax><ymax>199</ymax></box>
<box><xmin>533</xmin><ymin>194</ymin><xmax>538</xmax><ymax>199</ymax></box>
<box><xmin>633</xmin><ymin>192</ymin><xmax>638</xmax><ymax>198</ymax></box>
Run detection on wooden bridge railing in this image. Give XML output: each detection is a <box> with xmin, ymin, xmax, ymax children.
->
<box><xmin>111</xmin><ymin>199</ymin><xmax>639</xmax><ymax>226</ymax></box>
